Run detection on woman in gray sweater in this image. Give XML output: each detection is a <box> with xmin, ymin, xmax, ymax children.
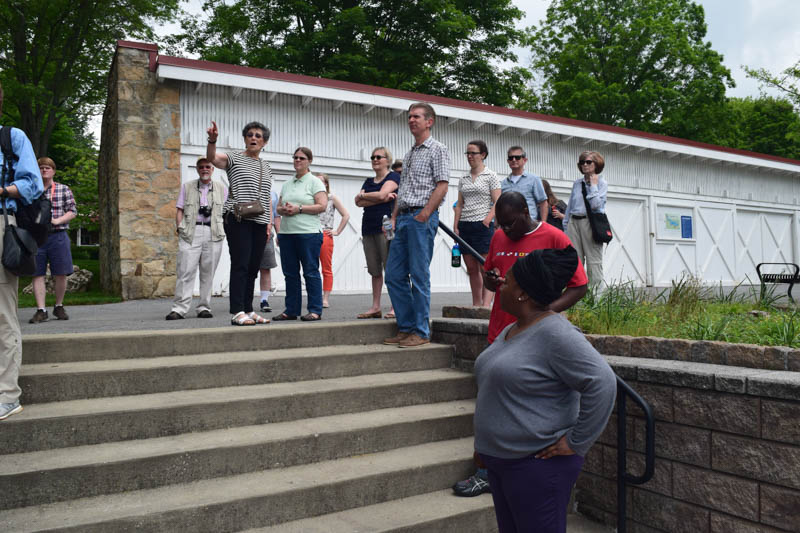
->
<box><xmin>473</xmin><ymin>245</ymin><xmax>616</xmax><ymax>533</ymax></box>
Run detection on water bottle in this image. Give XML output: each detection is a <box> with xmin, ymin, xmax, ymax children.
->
<box><xmin>451</xmin><ymin>242</ymin><xmax>461</xmax><ymax>267</ymax></box>
<box><xmin>382</xmin><ymin>215</ymin><xmax>394</xmax><ymax>241</ymax></box>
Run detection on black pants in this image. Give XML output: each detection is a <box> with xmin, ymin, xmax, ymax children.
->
<box><xmin>223</xmin><ymin>215</ymin><xmax>267</xmax><ymax>314</ymax></box>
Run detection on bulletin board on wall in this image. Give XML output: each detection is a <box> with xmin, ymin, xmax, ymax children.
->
<box><xmin>655</xmin><ymin>203</ymin><xmax>695</xmax><ymax>241</ymax></box>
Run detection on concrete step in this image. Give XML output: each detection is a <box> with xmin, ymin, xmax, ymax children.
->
<box><xmin>3</xmin><ymin>369</ymin><xmax>476</xmax><ymax>454</ymax></box>
<box><xmin>20</xmin><ymin>342</ymin><xmax>454</xmax><ymax>403</ymax></box>
<box><xmin>249</xmin><ymin>489</ymin><xmax>497</xmax><ymax>533</ymax></box>
<box><xmin>0</xmin><ymin>437</ymin><xmax>477</xmax><ymax>532</ymax></box>
<box><xmin>1</xmin><ymin>400</ymin><xmax>475</xmax><ymax>510</ymax></box>
<box><xmin>22</xmin><ymin>321</ymin><xmax>399</xmax><ymax>364</ymax></box>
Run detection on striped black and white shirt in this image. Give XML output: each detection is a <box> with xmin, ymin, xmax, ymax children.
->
<box><xmin>223</xmin><ymin>152</ymin><xmax>273</xmax><ymax>225</ymax></box>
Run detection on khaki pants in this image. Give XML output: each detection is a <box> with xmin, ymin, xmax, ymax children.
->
<box><xmin>0</xmin><ymin>215</ymin><xmax>22</xmax><ymax>403</ymax></box>
<box><xmin>172</xmin><ymin>225</ymin><xmax>224</xmax><ymax>315</ymax></box>
<box><xmin>567</xmin><ymin>216</ymin><xmax>604</xmax><ymax>287</ymax></box>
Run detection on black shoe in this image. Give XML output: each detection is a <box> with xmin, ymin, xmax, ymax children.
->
<box><xmin>197</xmin><ymin>310</ymin><xmax>213</xmax><ymax>318</ymax></box>
<box><xmin>272</xmin><ymin>313</ymin><xmax>297</xmax><ymax>321</ymax></box>
<box><xmin>260</xmin><ymin>299</ymin><xmax>272</xmax><ymax>312</ymax></box>
<box><xmin>29</xmin><ymin>309</ymin><xmax>48</xmax><ymax>324</ymax></box>
<box><xmin>53</xmin><ymin>305</ymin><xmax>69</xmax><ymax>320</ymax></box>
<box><xmin>452</xmin><ymin>473</ymin><xmax>491</xmax><ymax>497</ymax></box>
<box><xmin>165</xmin><ymin>311</ymin><xmax>184</xmax><ymax>320</ymax></box>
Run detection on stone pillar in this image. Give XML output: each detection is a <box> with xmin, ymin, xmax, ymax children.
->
<box><xmin>98</xmin><ymin>42</ymin><xmax>181</xmax><ymax>299</ymax></box>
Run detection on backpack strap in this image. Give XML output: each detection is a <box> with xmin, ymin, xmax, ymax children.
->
<box><xmin>0</xmin><ymin>126</ymin><xmax>18</xmax><ymax>188</ymax></box>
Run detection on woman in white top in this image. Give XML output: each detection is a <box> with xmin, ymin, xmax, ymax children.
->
<box><xmin>317</xmin><ymin>173</ymin><xmax>350</xmax><ymax>308</ymax></box>
<box><xmin>454</xmin><ymin>140</ymin><xmax>501</xmax><ymax>307</ymax></box>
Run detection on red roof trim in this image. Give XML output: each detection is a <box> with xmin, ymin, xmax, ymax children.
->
<box><xmin>117</xmin><ymin>40</ymin><xmax>158</xmax><ymax>53</ymax></box>
<box><xmin>117</xmin><ymin>41</ymin><xmax>800</xmax><ymax>168</ymax></box>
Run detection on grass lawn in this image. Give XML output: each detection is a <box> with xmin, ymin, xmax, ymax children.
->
<box><xmin>566</xmin><ymin>277</ymin><xmax>800</xmax><ymax>348</ymax></box>
<box><xmin>17</xmin><ymin>258</ymin><xmax>122</xmax><ymax>309</ymax></box>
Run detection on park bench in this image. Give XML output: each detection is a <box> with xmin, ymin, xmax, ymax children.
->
<box><xmin>756</xmin><ymin>262</ymin><xmax>800</xmax><ymax>301</ymax></box>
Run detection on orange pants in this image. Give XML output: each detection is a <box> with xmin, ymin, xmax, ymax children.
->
<box><xmin>320</xmin><ymin>231</ymin><xmax>334</xmax><ymax>292</ymax></box>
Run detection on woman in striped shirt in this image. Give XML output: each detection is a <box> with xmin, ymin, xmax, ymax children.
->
<box><xmin>206</xmin><ymin>120</ymin><xmax>273</xmax><ymax>326</ymax></box>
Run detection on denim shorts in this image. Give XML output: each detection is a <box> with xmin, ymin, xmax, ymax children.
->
<box><xmin>34</xmin><ymin>230</ymin><xmax>73</xmax><ymax>276</ymax></box>
<box><xmin>457</xmin><ymin>221</ymin><xmax>495</xmax><ymax>255</ymax></box>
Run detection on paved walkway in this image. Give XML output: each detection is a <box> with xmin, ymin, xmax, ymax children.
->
<box><xmin>19</xmin><ymin>292</ymin><xmax>475</xmax><ymax>335</ymax></box>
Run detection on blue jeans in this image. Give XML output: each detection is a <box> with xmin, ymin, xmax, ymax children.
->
<box><xmin>278</xmin><ymin>233</ymin><xmax>323</xmax><ymax>316</ymax></box>
<box><xmin>385</xmin><ymin>209</ymin><xmax>438</xmax><ymax>338</ymax></box>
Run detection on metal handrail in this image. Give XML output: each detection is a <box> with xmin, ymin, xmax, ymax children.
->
<box><xmin>438</xmin><ymin>220</ymin><xmax>656</xmax><ymax>531</ymax></box>
<box><xmin>615</xmin><ymin>376</ymin><xmax>656</xmax><ymax>532</ymax></box>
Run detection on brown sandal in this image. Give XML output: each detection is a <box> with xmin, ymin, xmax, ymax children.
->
<box><xmin>357</xmin><ymin>310</ymin><xmax>382</xmax><ymax>319</ymax></box>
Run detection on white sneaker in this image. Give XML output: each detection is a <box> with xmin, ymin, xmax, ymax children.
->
<box><xmin>0</xmin><ymin>401</ymin><xmax>23</xmax><ymax>421</ymax></box>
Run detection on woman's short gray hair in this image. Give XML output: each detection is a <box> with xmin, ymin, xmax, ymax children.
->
<box><xmin>242</xmin><ymin>121</ymin><xmax>271</xmax><ymax>141</ymax></box>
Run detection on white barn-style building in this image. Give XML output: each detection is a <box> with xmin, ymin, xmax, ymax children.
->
<box><xmin>112</xmin><ymin>42</ymin><xmax>800</xmax><ymax>297</ymax></box>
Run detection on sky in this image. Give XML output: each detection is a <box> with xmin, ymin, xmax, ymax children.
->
<box><xmin>513</xmin><ymin>0</ymin><xmax>800</xmax><ymax>99</ymax></box>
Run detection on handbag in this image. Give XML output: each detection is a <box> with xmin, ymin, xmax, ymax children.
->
<box><xmin>1</xmin><ymin>205</ymin><xmax>38</xmax><ymax>276</ymax></box>
<box><xmin>233</xmin><ymin>160</ymin><xmax>265</xmax><ymax>221</ymax></box>
<box><xmin>581</xmin><ymin>181</ymin><xmax>612</xmax><ymax>244</ymax></box>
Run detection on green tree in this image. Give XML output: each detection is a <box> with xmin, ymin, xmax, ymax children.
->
<box><xmin>745</xmin><ymin>61</ymin><xmax>800</xmax><ymax>110</ymax></box>
<box><xmin>171</xmin><ymin>0</ymin><xmax>532</xmax><ymax>107</ymax></box>
<box><xmin>716</xmin><ymin>97</ymin><xmax>800</xmax><ymax>159</ymax></box>
<box><xmin>528</xmin><ymin>0</ymin><xmax>734</xmax><ymax>142</ymax></box>
<box><xmin>0</xmin><ymin>0</ymin><xmax>179</xmax><ymax>157</ymax></box>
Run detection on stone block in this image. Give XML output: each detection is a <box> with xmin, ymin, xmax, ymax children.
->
<box><xmin>118</xmin><ymin>146</ymin><xmax>164</xmax><ymax>172</ymax></box>
<box><xmin>673</xmin><ymin>389</ymin><xmax>759</xmax><ymax>436</ymax></box>
<box><xmin>163</xmin><ymin>134</ymin><xmax>181</xmax><ymax>151</ymax></box>
<box><xmin>441</xmin><ymin>306</ymin><xmax>490</xmax><ymax>320</ymax></box>
<box><xmin>119</xmin><ymin>239</ymin><xmax>156</xmax><ymax>261</ymax></box>
<box><xmin>157</xmin><ymin>202</ymin><xmax>177</xmax><ymax>219</ymax></box>
<box><xmin>430</xmin><ymin>318</ymin><xmax>489</xmax><ymax>336</ymax></box>
<box><xmin>789</xmin><ymin>349</ymin><xmax>800</xmax><ymax>372</ymax></box>
<box><xmin>573</xmin><ymin>503</ymin><xmax>617</xmax><ymax>529</ymax></box>
<box><xmin>605</xmin><ymin>356</ymin><xmax>638</xmax><ymax>380</ymax></box>
<box><xmin>725</xmin><ymin>343</ymin><xmax>765</xmax><ymax>369</ymax></box>
<box><xmin>142</xmin><ymin>260</ymin><xmax>165</xmax><ymax>277</ymax></box>
<box><xmin>167</xmin><ymin>150</ymin><xmax>181</xmax><ymax>170</ymax></box>
<box><xmin>155</xmin><ymin>85</ymin><xmax>180</xmax><ymax>105</ymax></box>
<box><xmin>603</xmin><ymin>447</ymin><xmax>672</xmax><ymax>497</ymax></box>
<box><xmin>760</xmin><ymin>484</ymin><xmax>800</xmax><ymax>531</ymax></box>
<box><xmin>747</xmin><ymin>371</ymin><xmax>800</xmax><ymax>401</ymax></box>
<box><xmin>153</xmin><ymin>276</ymin><xmax>176</xmax><ymax>298</ymax></box>
<box><xmin>763</xmin><ymin>346</ymin><xmax>790</xmax><ymax>371</ymax></box>
<box><xmin>584</xmin><ymin>334</ymin><xmax>603</xmax><ymax>352</ymax></box>
<box><xmin>761</xmin><ymin>399</ymin><xmax>800</xmax><ymax>445</ymax></box>
<box><xmin>118</xmin><ymin>102</ymin><xmax>159</xmax><ymax>125</ymax></box>
<box><xmin>121</xmin><ymin>276</ymin><xmax>155</xmax><ymax>300</ymax></box>
<box><xmin>636</xmin><ymin>362</ymin><xmax>715</xmax><ymax>390</ymax></box>
<box><xmin>582</xmin><ymin>444</ymin><xmax>605</xmax><ymax>476</ymax></box>
<box><xmin>152</xmin><ymin>169</ymin><xmax>181</xmax><ymax>190</ymax></box>
<box><xmin>712</xmin><ymin>433</ymin><xmax>800</xmax><ymax>489</ymax></box>
<box><xmin>646</xmin><ymin>421</ymin><xmax>711</xmax><ymax>467</ymax></box>
<box><xmin>575</xmin><ymin>471</ymin><xmax>617</xmax><ymax>512</ymax></box>
<box><xmin>630</xmin><ymin>336</ymin><xmax>659</xmax><ymax>359</ymax></box>
<box><xmin>629</xmin><ymin>382</ymin><xmax>673</xmax><ymax>422</ymax></box>
<box><xmin>117</xmin><ymin>63</ymin><xmax>151</xmax><ymax>81</ymax></box>
<box><xmin>118</xmin><ymin>80</ymin><xmax>156</xmax><ymax>103</ymax></box>
<box><xmin>631</xmin><ymin>488</ymin><xmax>709</xmax><ymax>532</ymax></box>
<box><xmin>131</xmin><ymin>217</ymin><xmax>171</xmax><ymax>237</ymax></box>
<box><xmin>672</xmin><ymin>463</ymin><xmax>758</xmax><ymax>520</ymax></box>
<box><xmin>710</xmin><ymin>513</ymin><xmax>783</xmax><ymax>533</ymax></box>
<box><xmin>691</xmin><ymin>341</ymin><xmax>726</xmax><ymax>365</ymax></box>
<box><xmin>658</xmin><ymin>337</ymin><xmax>693</xmax><ymax>361</ymax></box>
<box><xmin>118</xmin><ymin>48</ymin><xmax>151</xmax><ymax>67</ymax></box>
<box><xmin>603</xmin><ymin>335</ymin><xmax>632</xmax><ymax>357</ymax></box>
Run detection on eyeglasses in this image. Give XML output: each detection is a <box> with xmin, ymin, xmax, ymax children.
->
<box><xmin>464</xmin><ymin>151</ymin><xmax>482</xmax><ymax>156</ymax></box>
<box><xmin>198</xmin><ymin>165</ymin><xmax>214</xmax><ymax>169</ymax></box>
<box><xmin>507</xmin><ymin>155</ymin><xmax>524</xmax><ymax>161</ymax></box>
<box><xmin>579</xmin><ymin>160</ymin><xmax>595</xmax><ymax>166</ymax></box>
<box><xmin>246</xmin><ymin>132</ymin><xmax>263</xmax><ymax>139</ymax></box>
<box><xmin>293</xmin><ymin>156</ymin><xmax>308</xmax><ymax>161</ymax></box>
<box><xmin>370</xmin><ymin>155</ymin><xmax>386</xmax><ymax>161</ymax></box>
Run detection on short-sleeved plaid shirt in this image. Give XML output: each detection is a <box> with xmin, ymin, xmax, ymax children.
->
<box><xmin>397</xmin><ymin>136</ymin><xmax>451</xmax><ymax>210</ymax></box>
<box><xmin>46</xmin><ymin>182</ymin><xmax>77</xmax><ymax>231</ymax></box>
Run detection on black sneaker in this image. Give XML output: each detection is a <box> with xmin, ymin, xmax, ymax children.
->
<box><xmin>29</xmin><ymin>309</ymin><xmax>48</xmax><ymax>324</ymax></box>
<box><xmin>53</xmin><ymin>305</ymin><xmax>69</xmax><ymax>320</ymax></box>
<box><xmin>165</xmin><ymin>311</ymin><xmax>184</xmax><ymax>320</ymax></box>
<box><xmin>260</xmin><ymin>299</ymin><xmax>272</xmax><ymax>312</ymax></box>
<box><xmin>452</xmin><ymin>472</ymin><xmax>491</xmax><ymax>497</ymax></box>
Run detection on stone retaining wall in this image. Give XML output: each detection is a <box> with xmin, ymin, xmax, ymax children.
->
<box><xmin>431</xmin><ymin>318</ymin><xmax>800</xmax><ymax>532</ymax></box>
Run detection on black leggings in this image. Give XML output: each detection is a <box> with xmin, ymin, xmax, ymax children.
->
<box><xmin>223</xmin><ymin>215</ymin><xmax>267</xmax><ymax>314</ymax></box>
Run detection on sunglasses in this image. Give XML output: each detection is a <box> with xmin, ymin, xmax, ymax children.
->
<box><xmin>579</xmin><ymin>160</ymin><xmax>595</xmax><ymax>166</ymax></box>
<box><xmin>293</xmin><ymin>156</ymin><xmax>308</xmax><ymax>161</ymax></box>
<box><xmin>197</xmin><ymin>165</ymin><xmax>214</xmax><ymax>169</ymax></box>
<box><xmin>507</xmin><ymin>155</ymin><xmax>524</xmax><ymax>161</ymax></box>
<box><xmin>464</xmin><ymin>151</ymin><xmax>482</xmax><ymax>156</ymax></box>
<box><xmin>370</xmin><ymin>155</ymin><xmax>386</xmax><ymax>160</ymax></box>
<box><xmin>246</xmin><ymin>132</ymin><xmax>263</xmax><ymax>138</ymax></box>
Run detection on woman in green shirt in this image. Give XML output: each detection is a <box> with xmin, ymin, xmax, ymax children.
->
<box><xmin>274</xmin><ymin>147</ymin><xmax>328</xmax><ymax>321</ymax></box>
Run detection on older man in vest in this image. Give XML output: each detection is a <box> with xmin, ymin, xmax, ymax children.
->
<box><xmin>166</xmin><ymin>158</ymin><xmax>227</xmax><ymax>320</ymax></box>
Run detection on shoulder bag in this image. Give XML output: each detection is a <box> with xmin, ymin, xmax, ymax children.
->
<box><xmin>233</xmin><ymin>159</ymin><xmax>265</xmax><ymax>221</ymax></box>
<box><xmin>581</xmin><ymin>181</ymin><xmax>612</xmax><ymax>244</ymax></box>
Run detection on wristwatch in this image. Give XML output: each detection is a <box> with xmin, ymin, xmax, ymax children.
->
<box><xmin>298</xmin><ymin>205</ymin><xmax>303</xmax><ymax>214</ymax></box>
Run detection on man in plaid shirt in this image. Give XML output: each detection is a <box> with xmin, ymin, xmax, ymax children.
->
<box><xmin>29</xmin><ymin>157</ymin><xmax>77</xmax><ymax>323</ymax></box>
<box><xmin>384</xmin><ymin>102</ymin><xmax>452</xmax><ymax>348</ymax></box>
